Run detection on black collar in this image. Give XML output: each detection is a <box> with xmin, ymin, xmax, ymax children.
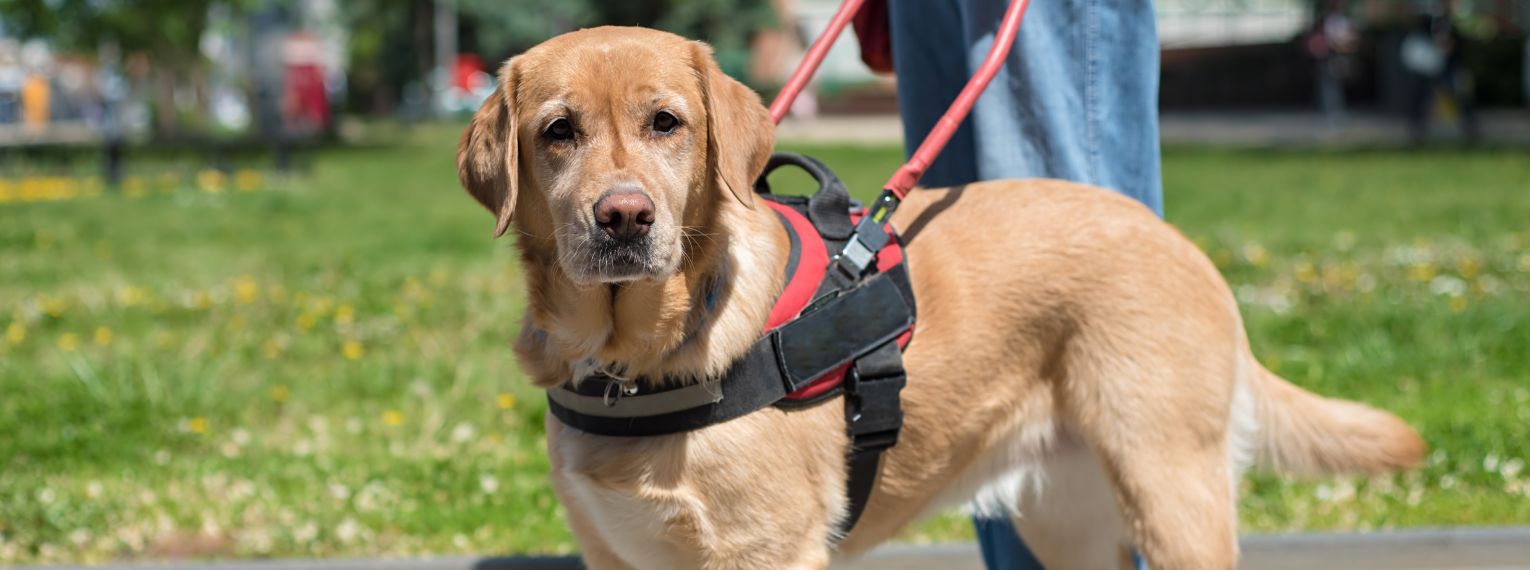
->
<box><xmin>546</xmin><ymin>262</ymin><xmax>913</xmax><ymax>437</ymax></box>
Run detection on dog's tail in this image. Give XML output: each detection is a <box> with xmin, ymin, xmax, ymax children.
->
<box><xmin>1252</xmin><ymin>364</ymin><xmax>1426</xmax><ymax>475</ymax></box>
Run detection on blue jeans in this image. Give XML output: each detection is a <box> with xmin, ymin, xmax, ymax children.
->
<box><xmin>888</xmin><ymin>0</ymin><xmax>1162</xmax><ymax>215</ymax></box>
<box><xmin>889</xmin><ymin>0</ymin><xmax>1163</xmax><ymax>568</ymax></box>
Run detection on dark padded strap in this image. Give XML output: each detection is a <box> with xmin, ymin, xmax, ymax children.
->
<box><xmin>776</xmin><ymin>264</ymin><xmax>914</xmax><ymax>388</ymax></box>
<box><xmin>838</xmin><ymin>340</ymin><xmax>907</xmax><ymax>537</ymax></box>
<box><xmin>547</xmin><ymin>264</ymin><xmax>915</xmax><ymax>438</ymax></box>
<box><xmin>547</xmin><ymin>339</ymin><xmax>789</xmax><ymax>437</ymax></box>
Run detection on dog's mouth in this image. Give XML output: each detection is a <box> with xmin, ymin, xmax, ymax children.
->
<box><xmin>558</xmin><ymin>230</ymin><xmax>673</xmax><ymax>283</ymax></box>
<box><xmin>588</xmin><ymin>236</ymin><xmax>654</xmax><ymax>280</ymax></box>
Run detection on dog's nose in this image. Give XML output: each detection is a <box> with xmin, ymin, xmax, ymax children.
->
<box><xmin>593</xmin><ymin>188</ymin><xmax>656</xmax><ymax>241</ymax></box>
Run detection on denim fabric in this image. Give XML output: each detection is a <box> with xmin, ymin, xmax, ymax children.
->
<box><xmin>888</xmin><ymin>1</ymin><xmax>1163</xmax><ymax>568</ymax></box>
<box><xmin>888</xmin><ymin>0</ymin><xmax>1163</xmax><ymax>217</ymax></box>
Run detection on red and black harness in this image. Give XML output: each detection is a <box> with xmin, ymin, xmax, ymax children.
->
<box><xmin>546</xmin><ymin>153</ymin><xmax>914</xmax><ymax>538</ymax></box>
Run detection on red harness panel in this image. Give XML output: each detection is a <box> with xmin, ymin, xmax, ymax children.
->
<box><xmin>763</xmin><ymin>201</ymin><xmax>913</xmax><ymax>401</ymax></box>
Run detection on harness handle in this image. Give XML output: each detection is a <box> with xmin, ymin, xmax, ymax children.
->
<box><xmin>753</xmin><ymin>152</ymin><xmax>855</xmax><ymax>241</ymax></box>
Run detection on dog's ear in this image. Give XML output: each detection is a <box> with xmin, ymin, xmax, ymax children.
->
<box><xmin>457</xmin><ymin>58</ymin><xmax>521</xmax><ymax>238</ymax></box>
<box><xmin>692</xmin><ymin>42</ymin><xmax>774</xmax><ymax>210</ymax></box>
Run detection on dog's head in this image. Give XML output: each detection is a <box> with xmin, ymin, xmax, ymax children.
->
<box><xmin>457</xmin><ymin>27</ymin><xmax>773</xmax><ymax>284</ymax></box>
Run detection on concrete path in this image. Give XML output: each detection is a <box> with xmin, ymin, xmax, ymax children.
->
<box><xmin>16</xmin><ymin>528</ymin><xmax>1530</xmax><ymax>570</ymax></box>
<box><xmin>775</xmin><ymin>110</ymin><xmax>1530</xmax><ymax>147</ymax></box>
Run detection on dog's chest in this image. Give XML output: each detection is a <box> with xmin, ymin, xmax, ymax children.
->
<box><xmin>551</xmin><ymin>431</ymin><xmax>705</xmax><ymax>568</ymax></box>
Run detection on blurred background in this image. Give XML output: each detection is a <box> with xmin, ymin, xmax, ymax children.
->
<box><xmin>1</xmin><ymin>0</ymin><xmax>1528</xmax><ymax>567</ymax></box>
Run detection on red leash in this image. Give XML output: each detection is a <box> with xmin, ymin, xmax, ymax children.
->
<box><xmin>768</xmin><ymin>0</ymin><xmax>1030</xmax><ymax>206</ymax></box>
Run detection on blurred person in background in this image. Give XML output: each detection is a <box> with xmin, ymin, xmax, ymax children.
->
<box><xmin>19</xmin><ymin>39</ymin><xmax>50</xmax><ymax>133</ymax></box>
<box><xmin>1402</xmin><ymin>8</ymin><xmax>1477</xmax><ymax>143</ymax></box>
<box><xmin>95</xmin><ymin>43</ymin><xmax>128</xmax><ymax>186</ymax></box>
<box><xmin>864</xmin><ymin>0</ymin><xmax>1162</xmax><ymax>567</ymax></box>
<box><xmin>20</xmin><ymin>67</ymin><xmax>48</xmax><ymax>133</ymax></box>
<box><xmin>1306</xmin><ymin>0</ymin><xmax>1356</xmax><ymax>130</ymax></box>
<box><xmin>0</xmin><ymin>40</ymin><xmax>20</xmax><ymax>125</ymax></box>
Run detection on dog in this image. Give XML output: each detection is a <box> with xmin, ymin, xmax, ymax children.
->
<box><xmin>456</xmin><ymin>26</ymin><xmax>1425</xmax><ymax>570</ymax></box>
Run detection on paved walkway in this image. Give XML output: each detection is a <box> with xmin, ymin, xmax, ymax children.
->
<box><xmin>775</xmin><ymin>110</ymin><xmax>1530</xmax><ymax>147</ymax></box>
<box><xmin>17</xmin><ymin>527</ymin><xmax>1530</xmax><ymax>570</ymax></box>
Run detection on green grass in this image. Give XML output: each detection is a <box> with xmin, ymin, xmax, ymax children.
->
<box><xmin>1</xmin><ymin>126</ymin><xmax>1527</xmax><ymax>564</ymax></box>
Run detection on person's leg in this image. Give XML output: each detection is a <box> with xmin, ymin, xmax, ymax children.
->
<box><xmin>973</xmin><ymin>517</ymin><xmax>1046</xmax><ymax>569</ymax></box>
<box><xmin>959</xmin><ymin>0</ymin><xmax>1164</xmax><ymax>216</ymax></box>
<box><xmin>1409</xmin><ymin>73</ymin><xmax>1432</xmax><ymax>143</ymax></box>
<box><xmin>888</xmin><ymin>0</ymin><xmax>979</xmax><ymax>188</ymax></box>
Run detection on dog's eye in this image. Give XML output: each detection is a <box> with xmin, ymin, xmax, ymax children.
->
<box><xmin>545</xmin><ymin>118</ymin><xmax>575</xmax><ymax>141</ymax></box>
<box><xmin>651</xmin><ymin>111</ymin><xmax>679</xmax><ymax>134</ymax></box>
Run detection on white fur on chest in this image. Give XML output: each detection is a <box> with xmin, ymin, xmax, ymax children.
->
<box><xmin>552</xmin><ymin>432</ymin><xmax>701</xmax><ymax>569</ymax></box>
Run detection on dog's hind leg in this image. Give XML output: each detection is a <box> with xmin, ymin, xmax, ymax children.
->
<box><xmin>1063</xmin><ymin>367</ymin><xmax>1242</xmax><ymax>569</ymax></box>
<box><xmin>1005</xmin><ymin>440</ymin><xmax>1138</xmax><ymax>570</ymax></box>
<box><xmin>1095</xmin><ymin>439</ymin><xmax>1239</xmax><ymax>570</ymax></box>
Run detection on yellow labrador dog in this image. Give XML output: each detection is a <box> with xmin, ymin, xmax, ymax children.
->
<box><xmin>457</xmin><ymin>27</ymin><xmax>1424</xmax><ymax>570</ymax></box>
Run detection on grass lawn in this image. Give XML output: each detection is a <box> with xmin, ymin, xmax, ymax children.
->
<box><xmin>2</xmin><ymin>124</ymin><xmax>1527</xmax><ymax>564</ymax></box>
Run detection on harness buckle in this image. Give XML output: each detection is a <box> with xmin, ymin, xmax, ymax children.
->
<box><xmin>832</xmin><ymin>218</ymin><xmax>893</xmax><ymax>281</ymax></box>
<box><xmin>845</xmin><ymin>344</ymin><xmax>906</xmax><ymax>451</ymax></box>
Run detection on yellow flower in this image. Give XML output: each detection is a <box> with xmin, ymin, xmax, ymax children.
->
<box><xmin>42</xmin><ymin>296</ymin><xmax>67</xmax><ymax>317</ymax></box>
<box><xmin>196</xmin><ymin>169</ymin><xmax>226</xmax><ymax>193</ymax></box>
<box><xmin>496</xmin><ymin>393</ymin><xmax>516</xmax><ymax>409</ymax></box>
<box><xmin>1293</xmin><ymin>261</ymin><xmax>1317</xmax><ymax>283</ymax></box>
<box><xmin>117</xmin><ymin>286</ymin><xmax>147</xmax><ymax>306</ymax></box>
<box><xmin>310</xmin><ymin>296</ymin><xmax>334</xmax><ymax>315</ymax></box>
<box><xmin>57</xmin><ymin>333</ymin><xmax>79</xmax><ymax>352</ymax></box>
<box><xmin>5</xmin><ymin>322</ymin><xmax>24</xmax><ymax>345</ymax></box>
<box><xmin>335</xmin><ymin>304</ymin><xmax>355</xmax><ymax>326</ymax></box>
<box><xmin>124</xmin><ymin>177</ymin><xmax>147</xmax><ymax>198</ymax></box>
<box><xmin>233</xmin><ymin>276</ymin><xmax>260</xmax><ymax>305</ymax></box>
<box><xmin>189</xmin><ymin>417</ymin><xmax>208</xmax><ymax>434</ymax></box>
<box><xmin>1242</xmin><ymin>243</ymin><xmax>1269</xmax><ymax>268</ymax></box>
<box><xmin>342</xmin><ymin>340</ymin><xmax>364</xmax><ymax>360</ymax></box>
<box><xmin>93</xmin><ymin>326</ymin><xmax>113</xmax><ymax>346</ymax></box>
<box><xmin>1449</xmin><ymin>296</ymin><xmax>1467</xmax><ymax>314</ymax></box>
<box><xmin>1407</xmin><ymin>263</ymin><xmax>1436</xmax><ymax>282</ymax></box>
<box><xmin>1456</xmin><ymin>257</ymin><xmax>1481</xmax><ymax>279</ymax></box>
<box><xmin>235</xmin><ymin>169</ymin><xmax>263</xmax><ymax>192</ymax></box>
<box><xmin>271</xmin><ymin>385</ymin><xmax>290</xmax><ymax>403</ymax></box>
<box><xmin>192</xmin><ymin>291</ymin><xmax>211</xmax><ymax>310</ymax></box>
<box><xmin>382</xmin><ymin>410</ymin><xmax>403</xmax><ymax>426</ymax></box>
<box><xmin>297</xmin><ymin>313</ymin><xmax>317</xmax><ymax>331</ymax></box>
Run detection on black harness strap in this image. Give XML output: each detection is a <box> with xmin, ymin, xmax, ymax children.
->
<box><xmin>546</xmin><ymin>263</ymin><xmax>914</xmax><ymax>438</ymax></box>
<box><xmin>840</xmin><ymin>340</ymin><xmax>907</xmax><ymax>535</ymax></box>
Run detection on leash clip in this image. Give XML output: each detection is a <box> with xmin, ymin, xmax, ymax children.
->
<box><xmin>595</xmin><ymin>362</ymin><xmax>641</xmax><ymax>407</ymax></box>
<box><xmin>833</xmin><ymin>217</ymin><xmax>892</xmax><ymax>281</ymax></box>
<box><xmin>602</xmin><ymin>378</ymin><xmax>640</xmax><ymax>407</ymax></box>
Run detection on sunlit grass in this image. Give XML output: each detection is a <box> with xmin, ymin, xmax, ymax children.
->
<box><xmin>1</xmin><ymin>127</ymin><xmax>1527</xmax><ymax>563</ymax></box>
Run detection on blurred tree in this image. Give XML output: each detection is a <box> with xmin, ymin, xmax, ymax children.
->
<box><xmin>458</xmin><ymin>0</ymin><xmax>595</xmax><ymax>57</ymax></box>
<box><xmin>0</xmin><ymin>0</ymin><xmax>223</xmax><ymax>135</ymax></box>
<box><xmin>345</xmin><ymin>0</ymin><xmax>437</xmax><ymax>116</ymax></box>
<box><xmin>456</xmin><ymin>0</ymin><xmax>774</xmax><ymax>79</ymax></box>
<box><xmin>650</xmin><ymin>0</ymin><xmax>777</xmax><ymax>77</ymax></box>
<box><xmin>344</xmin><ymin>0</ymin><xmax>773</xmax><ymax>115</ymax></box>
